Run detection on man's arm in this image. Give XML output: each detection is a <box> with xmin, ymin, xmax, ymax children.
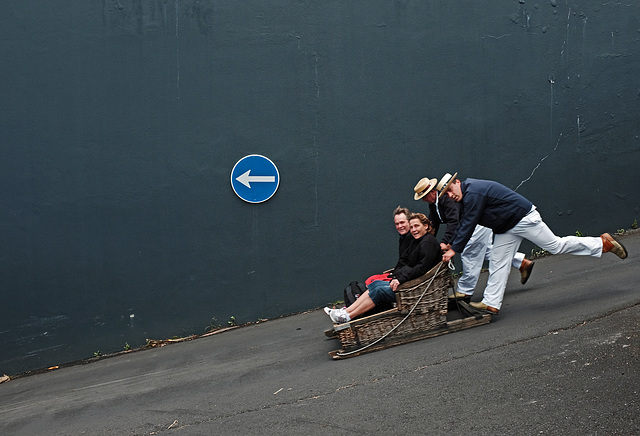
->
<box><xmin>449</xmin><ymin>192</ymin><xmax>486</xmax><ymax>253</ymax></box>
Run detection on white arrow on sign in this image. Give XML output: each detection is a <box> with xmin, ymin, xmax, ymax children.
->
<box><xmin>236</xmin><ymin>169</ymin><xmax>276</xmax><ymax>188</ymax></box>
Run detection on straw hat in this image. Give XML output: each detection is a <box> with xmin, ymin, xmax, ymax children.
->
<box><xmin>413</xmin><ymin>177</ymin><xmax>438</xmax><ymax>200</ymax></box>
<box><xmin>436</xmin><ymin>172</ymin><xmax>458</xmax><ymax>194</ymax></box>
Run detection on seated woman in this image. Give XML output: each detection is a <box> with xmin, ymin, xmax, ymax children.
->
<box><xmin>324</xmin><ymin>213</ymin><xmax>441</xmax><ymax>324</ymax></box>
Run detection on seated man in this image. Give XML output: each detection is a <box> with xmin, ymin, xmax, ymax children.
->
<box><xmin>363</xmin><ymin>206</ymin><xmax>414</xmax><ymax>287</ymax></box>
<box><xmin>324</xmin><ymin>213</ymin><xmax>441</xmax><ymax>324</ymax></box>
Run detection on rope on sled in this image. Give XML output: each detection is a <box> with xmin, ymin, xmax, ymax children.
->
<box><xmin>336</xmin><ymin>260</ymin><xmax>454</xmax><ymax>357</ymax></box>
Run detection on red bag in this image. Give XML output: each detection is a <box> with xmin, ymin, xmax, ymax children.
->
<box><xmin>365</xmin><ymin>273</ymin><xmax>392</xmax><ymax>286</ymax></box>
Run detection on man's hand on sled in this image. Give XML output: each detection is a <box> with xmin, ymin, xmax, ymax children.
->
<box><xmin>442</xmin><ymin>249</ymin><xmax>456</xmax><ymax>263</ymax></box>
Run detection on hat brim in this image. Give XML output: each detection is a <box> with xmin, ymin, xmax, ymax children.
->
<box><xmin>414</xmin><ymin>189</ymin><xmax>432</xmax><ymax>201</ymax></box>
<box><xmin>437</xmin><ymin>172</ymin><xmax>458</xmax><ymax>197</ymax></box>
<box><xmin>414</xmin><ymin>178</ymin><xmax>438</xmax><ymax>200</ymax></box>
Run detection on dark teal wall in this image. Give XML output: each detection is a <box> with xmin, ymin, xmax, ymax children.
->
<box><xmin>1</xmin><ymin>0</ymin><xmax>639</xmax><ymax>374</ymax></box>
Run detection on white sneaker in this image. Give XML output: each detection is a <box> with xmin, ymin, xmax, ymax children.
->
<box><xmin>323</xmin><ymin>307</ymin><xmax>333</xmax><ymax>317</ymax></box>
<box><xmin>330</xmin><ymin>308</ymin><xmax>351</xmax><ymax>324</ymax></box>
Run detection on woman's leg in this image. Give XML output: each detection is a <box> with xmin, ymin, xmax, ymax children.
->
<box><xmin>346</xmin><ymin>289</ymin><xmax>372</xmax><ymax>312</ymax></box>
<box><xmin>346</xmin><ymin>280</ymin><xmax>388</xmax><ymax>316</ymax></box>
<box><xmin>345</xmin><ymin>291</ymin><xmax>376</xmax><ymax>319</ymax></box>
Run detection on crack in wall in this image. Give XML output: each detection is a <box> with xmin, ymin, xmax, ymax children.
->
<box><xmin>517</xmin><ymin>5</ymin><xmax>589</xmax><ymax>192</ymax></box>
<box><xmin>515</xmin><ymin>133</ymin><xmax>563</xmax><ymax>192</ymax></box>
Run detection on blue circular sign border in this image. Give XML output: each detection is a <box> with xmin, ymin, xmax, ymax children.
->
<box><xmin>230</xmin><ymin>154</ymin><xmax>280</xmax><ymax>204</ymax></box>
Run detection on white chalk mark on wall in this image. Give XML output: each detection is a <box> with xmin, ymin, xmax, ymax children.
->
<box><xmin>557</xmin><ymin>8</ymin><xmax>572</xmax><ymax>66</ymax></box>
<box><xmin>577</xmin><ymin>116</ymin><xmax>582</xmax><ymax>150</ymax></box>
<box><xmin>175</xmin><ymin>0</ymin><xmax>180</xmax><ymax>101</ymax></box>
<box><xmin>549</xmin><ymin>77</ymin><xmax>555</xmax><ymax>144</ymax></box>
<box><xmin>611</xmin><ymin>30</ymin><xmax>616</xmax><ymax>50</ymax></box>
<box><xmin>314</xmin><ymin>53</ymin><xmax>320</xmax><ymax>99</ymax></box>
<box><xmin>312</xmin><ymin>52</ymin><xmax>320</xmax><ymax>227</ymax></box>
<box><xmin>524</xmin><ymin>5</ymin><xmax>587</xmax><ymax>191</ymax></box>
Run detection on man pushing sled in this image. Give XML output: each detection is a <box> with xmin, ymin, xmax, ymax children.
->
<box><xmin>437</xmin><ymin>172</ymin><xmax>628</xmax><ymax>314</ymax></box>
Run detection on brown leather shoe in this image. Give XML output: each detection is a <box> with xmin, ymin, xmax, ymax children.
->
<box><xmin>448</xmin><ymin>291</ymin><xmax>471</xmax><ymax>300</ymax></box>
<box><xmin>469</xmin><ymin>301</ymin><xmax>499</xmax><ymax>314</ymax></box>
<box><xmin>519</xmin><ymin>258</ymin><xmax>535</xmax><ymax>285</ymax></box>
<box><xmin>601</xmin><ymin>233</ymin><xmax>628</xmax><ymax>259</ymax></box>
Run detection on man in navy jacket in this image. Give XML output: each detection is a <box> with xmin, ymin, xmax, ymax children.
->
<box><xmin>413</xmin><ymin>176</ymin><xmax>534</xmax><ymax>300</ymax></box>
<box><xmin>439</xmin><ymin>173</ymin><xmax>628</xmax><ymax>314</ymax></box>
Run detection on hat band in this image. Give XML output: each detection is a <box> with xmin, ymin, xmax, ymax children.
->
<box><xmin>417</xmin><ymin>184</ymin><xmax>433</xmax><ymax>196</ymax></box>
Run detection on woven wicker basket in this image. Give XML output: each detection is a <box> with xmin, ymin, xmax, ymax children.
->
<box><xmin>336</xmin><ymin>262</ymin><xmax>453</xmax><ymax>351</ymax></box>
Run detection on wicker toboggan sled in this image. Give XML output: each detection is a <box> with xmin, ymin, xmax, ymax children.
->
<box><xmin>326</xmin><ymin>262</ymin><xmax>492</xmax><ymax>359</ymax></box>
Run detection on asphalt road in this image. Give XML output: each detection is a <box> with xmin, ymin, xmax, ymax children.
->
<box><xmin>1</xmin><ymin>234</ymin><xmax>639</xmax><ymax>436</ymax></box>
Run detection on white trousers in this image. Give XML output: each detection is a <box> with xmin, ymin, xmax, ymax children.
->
<box><xmin>482</xmin><ymin>209</ymin><xmax>603</xmax><ymax>309</ymax></box>
<box><xmin>456</xmin><ymin>225</ymin><xmax>525</xmax><ymax>295</ymax></box>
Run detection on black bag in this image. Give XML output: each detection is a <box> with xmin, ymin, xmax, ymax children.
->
<box><xmin>343</xmin><ymin>281</ymin><xmax>366</xmax><ymax>306</ymax></box>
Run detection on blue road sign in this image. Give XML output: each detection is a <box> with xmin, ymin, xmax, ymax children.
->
<box><xmin>230</xmin><ymin>154</ymin><xmax>280</xmax><ymax>203</ymax></box>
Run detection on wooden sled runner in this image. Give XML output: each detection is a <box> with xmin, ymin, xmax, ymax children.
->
<box><xmin>327</xmin><ymin>262</ymin><xmax>492</xmax><ymax>359</ymax></box>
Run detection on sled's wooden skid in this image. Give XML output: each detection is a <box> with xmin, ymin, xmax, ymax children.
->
<box><xmin>329</xmin><ymin>313</ymin><xmax>491</xmax><ymax>359</ymax></box>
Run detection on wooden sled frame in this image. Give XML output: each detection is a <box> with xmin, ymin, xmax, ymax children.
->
<box><xmin>327</xmin><ymin>262</ymin><xmax>492</xmax><ymax>359</ymax></box>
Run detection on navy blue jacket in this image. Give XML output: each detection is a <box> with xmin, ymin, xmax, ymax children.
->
<box><xmin>450</xmin><ymin>178</ymin><xmax>533</xmax><ymax>253</ymax></box>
